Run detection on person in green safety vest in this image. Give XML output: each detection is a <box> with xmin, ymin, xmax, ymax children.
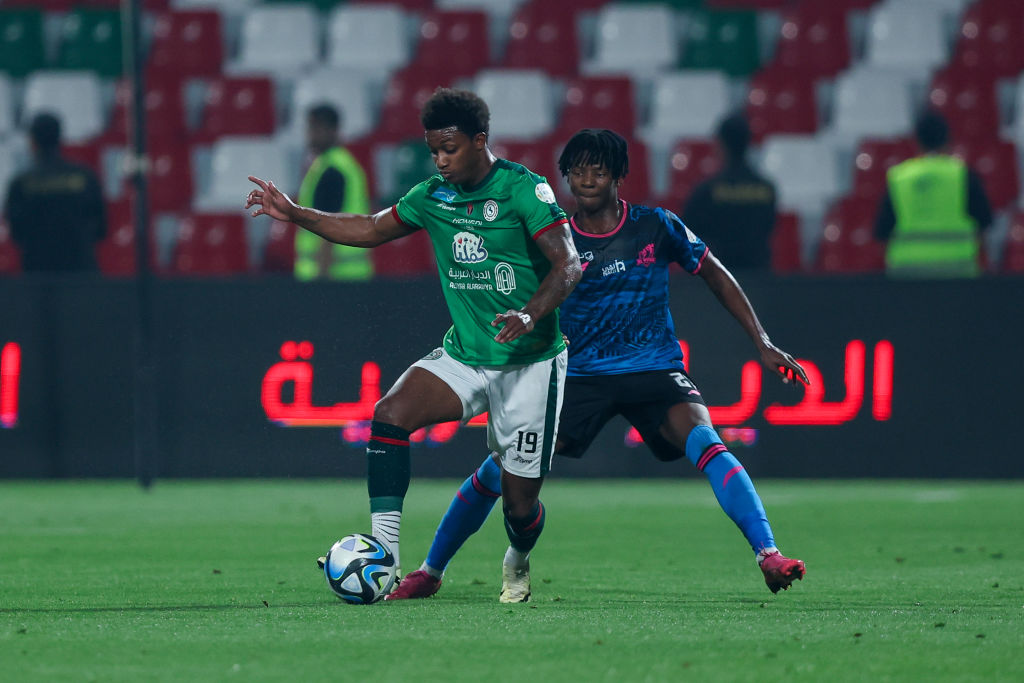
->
<box><xmin>874</xmin><ymin>109</ymin><xmax>992</xmax><ymax>278</ymax></box>
<box><xmin>295</xmin><ymin>103</ymin><xmax>373</xmax><ymax>280</ymax></box>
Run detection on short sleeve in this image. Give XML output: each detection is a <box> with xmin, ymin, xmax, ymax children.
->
<box><xmin>659</xmin><ymin>207</ymin><xmax>709</xmax><ymax>274</ymax></box>
<box><xmin>520</xmin><ymin>176</ymin><xmax>568</xmax><ymax>239</ymax></box>
<box><xmin>393</xmin><ymin>179</ymin><xmax>432</xmax><ymax>229</ymax></box>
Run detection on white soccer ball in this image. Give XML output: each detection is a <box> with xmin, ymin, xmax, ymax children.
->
<box><xmin>323</xmin><ymin>534</ymin><xmax>397</xmax><ymax>604</ymax></box>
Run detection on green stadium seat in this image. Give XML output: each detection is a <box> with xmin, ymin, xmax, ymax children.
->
<box><xmin>681</xmin><ymin>9</ymin><xmax>761</xmax><ymax>77</ymax></box>
<box><xmin>385</xmin><ymin>139</ymin><xmax>436</xmax><ymax>206</ymax></box>
<box><xmin>57</xmin><ymin>9</ymin><xmax>122</xmax><ymax>77</ymax></box>
<box><xmin>0</xmin><ymin>9</ymin><xmax>46</xmax><ymax>77</ymax></box>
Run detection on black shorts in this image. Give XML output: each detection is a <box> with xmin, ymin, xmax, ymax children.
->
<box><xmin>556</xmin><ymin>369</ymin><xmax>706</xmax><ymax>462</ymax></box>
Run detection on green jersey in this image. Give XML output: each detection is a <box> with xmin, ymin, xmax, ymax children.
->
<box><xmin>393</xmin><ymin>159</ymin><xmax>569</xmax><ymax>366</ymax></box>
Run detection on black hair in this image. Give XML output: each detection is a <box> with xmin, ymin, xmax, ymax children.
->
<box><xmin>420</xmin><ymin>87</ymin><xmax>489</xmax><ymax>137</ymax></box>
<box><xmin>557</xmin><ymin>128</ymin><xmax>629</xmax><ymax>179</ymax></box>
<box><xmin>29</xmin><ymin>112</ymin><xmax>61</xmax><ymax>153</ymax></box>
<box><xmin>308</xmin><ymin>103</ymin><xmax>340</xmax><ymax>130</ymax></box>
<box><xmin>915</xmin><ymin>109</ymin><xmax>949</xmax><ymax>151</ymax></box>
<box><xmin>716</xmin><ymin>112</ymin><xmax>750</xmax><ymax>161</ymax></box>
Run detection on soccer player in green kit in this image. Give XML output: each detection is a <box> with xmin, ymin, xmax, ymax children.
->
<box><xmin>246</xmin><ymin>88</ymin><xmax>582</xmax><ymax>599</ymax></box>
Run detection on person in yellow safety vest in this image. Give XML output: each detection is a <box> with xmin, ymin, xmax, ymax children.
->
<box><xmin>874</xmin><ymin>109</ymin><xmax>992</xmax><ymax>278</ymax></box>
<box><xmin>295</xmin><ymin>103</ymin><xmax>373</xmax><ymax>280</ymax></box>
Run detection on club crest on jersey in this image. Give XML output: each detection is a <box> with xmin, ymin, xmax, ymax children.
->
<box><xmin>535</xmin><ymin>183</ymin><xmax>556</xmax><ymax>204</ymax></box>
<box><xmin>483</xmin><ymin>200</ymin><xmax>499</xmax><ymax>222</ymax></box>
<box><xmin>453</xmin><ymin>232</ymin><xmax>488</xmax><ymax>263</ymax></box>
<box><xmin>636</xmin><ymin>243</ymin><xmax>656</xmax><ymax>267</ymax></box>
<box><xmin>495</xmin><ymin>262</ymin><xmax>517</xmax><ymax>294</ymax></box>
<box><xmin>431</xmin><ymin>188</ymin><xmax>458</xmax><ymax>203</ymax></box>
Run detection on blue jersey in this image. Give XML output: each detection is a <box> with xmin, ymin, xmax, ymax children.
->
<box><xmin>562</xmin><ymin>200</ymin><xmax>709</xmax><ymax>376</ymax></box>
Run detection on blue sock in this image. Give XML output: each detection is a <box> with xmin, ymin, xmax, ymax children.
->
<box><xmin>685</xmin><ymin>425</ymin><xmax>775</xmax><ymax>555</ymax></box>
<box><xmin>424</xmin><ymin>455</ymin><xmax>502</xmax><ymax>574</ymax></box>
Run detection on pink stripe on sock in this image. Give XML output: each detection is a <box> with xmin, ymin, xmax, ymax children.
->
<box><xmin>471</xmin><ymin>472</ymin><xmax>500</xmax><ymax>498</ymax></box>
<box><xmin>456</xmin><ymin>490</ymin><xmax>469</xmax><ymax>504</ymax></box>
<box><xmin>722</xmin><ymin>465</ymin><xmax>744</xmax><ymax>488</ymax></box>
<box><xmin>697</xmin><ymin>444</ymin><xmax>728</xmax><ymax>471</ymax></box>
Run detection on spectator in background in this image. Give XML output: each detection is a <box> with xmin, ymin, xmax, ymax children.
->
<box><xmin>875</xmin><ymin>109</ymin><xmax>992</xmax><ymax>278</ymax></box>
<box><xmin>682</xmin><ymin>112</ymin><xmax>776</xmax><ymax>272</ymax></box>
<box><xmin>294</xmin><ymin>103</ymin><xmax>373</xmax><ymax>281</ymax></box>
<box><xmin>3</xmin><ymin>112</ymin><xmax>106</xmax><ymax>272</ymax></box>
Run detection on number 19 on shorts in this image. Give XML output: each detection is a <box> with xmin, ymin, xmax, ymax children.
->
<box><xmin>516</xmin><ymin>430</ymin><xmax>539</xmax><ymax>454</ymax></box>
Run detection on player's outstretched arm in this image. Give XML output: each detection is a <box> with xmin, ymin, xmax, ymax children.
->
<box><xmin>246</xmin><ymin>176</ymin><xmax>416</xmax><ymax>247</ymax></box>
<box><xmin>492</xmin><ymin>224</ymin><xmax>582</xmax><ymax>343</ymax></box>
<box><xmin>698</xmin><ymin>253</ymin><xmax>809</xmax><ymax>385</ymax></box>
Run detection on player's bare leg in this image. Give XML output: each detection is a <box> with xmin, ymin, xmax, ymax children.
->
<box><xmin>499</xmin><ymin>471</ymin><xmax>545</xmax><ymax>603</ymax></box>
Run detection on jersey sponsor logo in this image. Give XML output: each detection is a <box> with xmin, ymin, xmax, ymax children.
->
<box><xmin>534</xmin><ymin>182</ymin><xmax>556</xmax><ymax>204</ymax></box>
<box><xmin>601</xmin><ymin>259</ymin><xmax>626</xmax><ymax>277</ymax></box>
<box><xmin>495</xmin><ymin>262</ymin><xmax>517</xmax><ymax>294</ymax></box>
<box><xmin>452</xmin><ymin>217</ymin><xmax>483</xmax><ymax>226</ymax></box>
<box><xmin>483</xmin><ymin>200</ymin><xmax>499</xmax><ymax>222</ymax></box>
<box><xmin>431</xmin><ymin>188</ymin><xmax>457</xmax><ymax>203</ymax></box>
<box><xmin>636</xmin><ymin>243</ymin><xmax>656</xmax><ymax>267</ymax></box>
<box><xmin>579</xmin><ymin>250</ymin><xmax>594</xmax><ymax>273</ymax></box>
<box><xmin>683</xmin><ymin>224</ymin><xmax>699</xmax><ymax>244</ymax></box>
<box><xmin>453</xmin><ymin>232</ymin><xmax>488</xmax><ymax>263</ymax></box>
<box><xmin>435</xmin><ymin>202</ymin><xmax>456</xmax><ymax>212</ymax></box>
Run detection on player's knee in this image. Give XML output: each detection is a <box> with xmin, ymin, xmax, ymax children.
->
<box><xmin>372</xmin><ymin>397</ymin><xmax>409</xmax><ymax>430</ymax></box>
<box><xmin>644</xmin><ymin>431</ymin><xmax>686</xmax><ymax>462</ymax></box>
<box><xmin>503</xmin><ymin>499</ymin><xmax>544</xmax><ymax>534</ymax></box>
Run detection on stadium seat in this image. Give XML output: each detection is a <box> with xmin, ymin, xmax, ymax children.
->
<box><xmin>104</xmin><ymin>77</ymin><xmax>187</xmax><ymax>146</ymax></box>
<box><xmin>829</xmin><ymin>68</ymin><xmax>914</xmax><ymax>145</ymax></box>
<box><xmin>1002</xmin><ymin>211</ymin><xmax>1024</xmax><ymax>273</ymax></box>
<box><xmin>850</xmin><ymin>137</ymin><xmax>917</xmax><ymax>202</ymax></box>
<box><xmin>665</xmin><ymin>139</ymin><xmax>719</xmax><ymax>206</ymax></box>
<box><xmin>22</xmin><ymin>71</ymin><xmax>106</xmax><ymax>143</ymax></box>
<box><xmin>769</xmin><ymin>3</ymin><xmax>851</xmax><ymax>78</ymax></box>
<box><xmin>815</xmin><ymin>196</ymin><xmax>886</xmax><ymax>273</ymax></box>
<box><xmin>950</xmin><ymin>139</ymin><xmax>1020</xmax><ymax>211</ymax></box>
<box><xmin>287</xmin><ymin>68</ymin><xmax>377</xmax><ymax>143</ymax></box>
<box><xmin>230</xmin><ymin>4</ymin><xmax>320</xmax><ymax>79</ymax></box>
<box><xmin>374</xmin><ymin>65</ymin><xmax>453</xmax><ymax>143</ymax></box>
<box><xmin>413</xmin><ymin>10</ymin><xmax>490</xmax><ymax>80</ymax></box>
<box><xmin>927</xmin><ymin>67</ymin><xmax>1000</xmax><ymax>145</ymax></box>
<box><xmin>951</xmin><ymin>0</ymin><xmax>1024</xmax><ymax>78</ymax></box>
<box><xmin>192</xmin><ymin>76</ymin><xmax>275</xmax><ymax>144</ymax></box>
<box><xmin>473</xmin><ymin>69</ymin><xmax>556</xmax><ymax>142</ymax></box>
<box><xmin>501</xmin><ymin>1</ymin><xmax>580</xmax><ymax>77</ymax></box>
<box><xmin>193</xmin><ymin>136</ymin><xmax>290</xmax><ymax>212</ymax></box>
<box><xmin>556</xmin><ymin>77</ymin><xmax>637</xmax><ymax>140</ymax></box>
<box><xmin>261</xmin><ymin>219</ymin><xmax>295</xmax><ymax>274</ymax></box>
<box><xmin>865</xmin><ymin>1</ymin><xmax>949</xmax><ymax>73</ymax></box>
<box><xmin>745</xmin><ymin>67</ymin><xmax>819</xmax><ymax>142</ymax></box>
<box><xmin>0</xmin><ymin>8</ymin><xmax>46</xmax><ymax>77</ymax></box>
<box><xmin>643</xmin><ymin>71</ymin><xmax>731</xmax><ymax>143</ymax></box>
<box><xmin>147</xmin><ymin>141</ymin><xmax>194</xmax><ymax>214</ymax></box>
<box><xmin>621</xmin><ymin>138</ymin><xmax>652</xmax><ymax>206</ymax></box>
<box><xmin>95</xmin><ymin>199</ymin><xmax>161</xmax><ymax>276</ymax></box>
<box><xmin>585</xmin><ymin>4</ymin><xmax>679</xmax><ymax>77</ymax></box>
<box><xmin>681</xmin><ymin>9</ymin><xmax>761</xmax><ymax>77</ymax></box>
<box><xmin>62</xmin><ymin>141</ymin><xmax>103</xmax><ymax>176</ymax></box>
<box><xmin>0</xmin><ymin>220</ymin><xmax>20</xmax><ymax>275</ymax></box>
<box><xmin>171</xmin><ymin>213</ymin><xmax>250</xmax><ymax>275</ymax></box>
<box><xmin>0</xmin><ymin>74</ymin><xmax>14</xmax><ymax>139</ymax></box>
<box><xmin>56</xmin><ymin>8</ymin><xmax>122</xmax><ymax>77</ymax></box>
<box><xmin>490</xmin><ymin>138</ymin><xmax>561</xmax><ymax>191</ymax></box>
<box><xmin>761</xmin><ymin>134</ymin><xmax>841</xmax><ymax>214</ymax></box>
<box><xmin>147</xmin><ymin>10</ymin><xmax>224</xmax><ymax>78</ymax></box>
<box><xmin>371</xmin><ymin>228</ymin><xmax>436</xmax><ymax>278</ymax></box>
<box><xmin>326</xmin><ymin>4</ymin><xmax>411</xmax><ymax>76</ymax></box>
<box><xmin>384</xmin><ymin>139</ymin><xmax>437</xmax><ymax>205</ymax></box>
<box><xmin>771</xmin><ymin>211</ymin><xmax>802</xmax><ymax>274</ymax></box>
<box><xmin>170</xmin><ymin>0</ymin><xmax>260</xmax><ymax>20</ymax></box>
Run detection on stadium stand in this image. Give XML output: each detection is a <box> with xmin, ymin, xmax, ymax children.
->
<box><xmin>473</xmin><ymin>69</ymin><xmax>557</xmax><ymax>142</ymax></box>
<box><xmin>21</xmin><ymin>71</ymin><xmax>106</xmax><ymax>144</ymax></box>
<box><xmin>170</xmin><ymin>212</ymin><xmax>249</xmax><ymax>275</ymax></box>
<box><xmin>147</xmin><ymin>10</ymin><xmax>225</xmax><ymax>78</ymax></box>
<box><xmin>326</xmin><ymin>4</ymin><xmax>412</xmax><ymax>77</ymax></box>
<box><xmin>815</xmin><ymin>196</ymin><xmax>886</xmax><ymax>274</ymax></box>
<box><xmin>0</xmin><ymin>219</ymin><xmax>19</xmax><ymax>274</ymax></box>
<box><xmin>584</xmin><ymin>4</ymin><xmax>679</xmax><ymax>77</ymax></box>
<box><xmin>501</xmin><ymin>1</ymin><xmax>581</xmax><ymax>77</ymax></box>
<box><xmin>0</xmin><ymin>8</ymin><xmax>46</xmax><ymax>77</ymax></box>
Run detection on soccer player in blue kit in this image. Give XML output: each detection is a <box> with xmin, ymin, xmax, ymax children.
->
<box><xmin>388</xmin><ymin>129</ymin><xmax>808</xmax><ymax>602</ymax></box>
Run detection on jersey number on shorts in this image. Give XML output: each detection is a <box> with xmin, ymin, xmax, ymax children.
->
<box><xmin>516</xmin><ymin>430</ymin><xmax>539</xmax><ymax>454</ymax></box>
<box><xmin>670</xmin><ymin>372</ymin><xmax>695</xmax><ymax>390</ymax></box>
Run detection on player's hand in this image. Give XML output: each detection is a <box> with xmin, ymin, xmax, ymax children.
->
<box><xmin>759</xmin><ymin>344</ymin><xmax>809</xmax><ymax>386</ymax></box>
<box><xmin>491</xmin><ymin>309</ymin><xmax>534</xmax><ymax>344</ymax></box>
<box><xmin>246</xmin><ymin>176</ymin><xmax>296</xmax><ymax>222</ymax></box>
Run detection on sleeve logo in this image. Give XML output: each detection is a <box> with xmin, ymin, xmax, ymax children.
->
<box><xmin>483</xmin><ymin>199</ymin><xmax>499</xmax><ymax>222</ymax></box>
<box><xmin>453</xmin><ymin>231</ymin><xmax>489</xmax><ymax>263</ymax></box>
<box><xmin>534</xmin><ymin>182</ymin><xmax>556</xmax><ymax>204</ymax></box>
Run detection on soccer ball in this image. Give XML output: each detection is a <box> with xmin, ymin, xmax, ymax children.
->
<box><xmin>323</xmin><ymin>534</ymin><xmax>397</xmax><ymax>604</ymax></box>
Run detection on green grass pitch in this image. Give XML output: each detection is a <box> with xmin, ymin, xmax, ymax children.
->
<box><xmin>1</xmin><ymin>479</ymin><xmax>1021</xmax><ymax>682</ymax></box>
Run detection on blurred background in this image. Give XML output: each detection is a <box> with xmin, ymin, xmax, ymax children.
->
<box><xmin>1</xmin><ymin>0</ymin><xmax>1022</xmax><ymax>480</ymax></box>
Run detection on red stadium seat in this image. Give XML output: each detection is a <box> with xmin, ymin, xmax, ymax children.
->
<box><xmin>145</xmin><ymin>142</ymin><xmax>193</xmax><ymax>214</ymax></box>
<box><xmin>374</xmin><ymin>66</ymin><xmax>453</xmax><ymax>143</ymax></box>
<box><xmin>928</xmin><ymin>67</ymin><xmax>1000</xmax><ymax>146</ymax></box>
<box><xmin>95</xmin><ymin>199</ymin><xmax>159</xmax><ymax>276</ymax></box>
<box><xmin>771</xmin><ymin>211</ymin><xmax>802</xmax><ymax>274</ymax></box>
<box><xmin>414</xmin><ymin>11</ymin><xmax>490</xmax><ymax>80</ymax></box>
<box><xmin>0</xmin><ymin>221</ymin><xmax>21</xmax><ymax>275</ymax></box>
<box><xmin>745</xmin><ymin>67</ymin><xmax>819</xmax><ymax>142</ymax></box>
<box><xmin>951</xmin><ymin>139</ymin><xmax>1020</xmax><ymax>211</ymax></box>
<box><xmin>1002</xmin><ymin>211</ymin><xmax>1024</xmax><ymax>274</ymax></box>
<box><xmin>770</xmin><ymin>3</ymin><xmax>851</xmax><ymax>78</ymax></box>
<box><xmin>62</xmin><ymin>141</ymin><xmax>102</xmax><ymax>175</ymax></box>
<box><xmin>665</xmin><ymin>139</ymin><xmax>719</xmax><ymax>206</ymax></box>
<box><xmin>556</xmin><ymin>77</ymin><xmax>637</xmax><ymax>140</ymax></box>
<box><xmin>103</xmin><ymin>76</ymin><xmax>186</xmax><ymax>146</ymax></box>
<box><xmin>261</xmin><ymin>219</ymin><xmax>295</xmax><ymax>274</ymax></box>
<box><xmin>372</xmin><ymin>229</ymin><xmax>435</xmax><ymax>278</ymax></box>
<box><xmin>850</xmin><ymin>137</ymin><xmax>917</xmax><ymax>203</ymax></box>
<box><xmin>951</xmin><ymin>0</ymin><xmax>1024</xmax><ymax>78</ymax></box>
<box><xmin>815</xmin><ymin>197</ymin><xmax>886</xmax><ymax>273</ymax></box>
<box><xmin>501</xmin><ymin>1</ymin><xmax>580</xmax><ymax>77</ymax></box>
<box><xmin>340</xmin><ymin>140</ymin><xmax>378</xmax><ymax>207</ymax></box>
<box><xmin>192</xmin><ymin>76</ymin><xmax>275</xmax><ymax>144</ymax></box>
<box><xmin>621</xmin><ymin>138</ymin><xmax>652</xmax><ymax>206</ymax></box>
<box><xmin>490</xmin><ymin>137</ymin><xmax>563</xmax><ymax>199</ymax></box>
<box><xmin>147</xmin><ymin>10</ymin><xmax>224</xmax><ymax>78</ymax></box>
<box><xmin>171</xmin><ymin>213</ymin><xmax>249</xmax><ymax>275</ymax></box>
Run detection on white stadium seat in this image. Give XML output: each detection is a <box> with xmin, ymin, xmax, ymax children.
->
<box><xmin>642</xmin><ymin>70</ymin><xmax>732</xmax><ymax>143</ymax></box>
<box><xmin>194</xmin><ymin>136</ymin><xmax>292</xmax><ymax>211</ymax></box>
<box><xmin>829</xmin><ymin>68</ymin><xmax>914</xmax><ymax>144</ymax></box>
<box><xmin>866</xmin><ymin>1</ymin><xmax>950</xmax><ymax>73</ymax></box>
<box><xmin>21</xmin><ymin>71</ymin><xmax>106</xmax><ymax>143</ymax></box>
<box><xmin>229</xmin><ymin>5</ymin><xmax>320</xmax><ymax>79</ymax></box>
<box><xmin>473</xmin><ymin>69</ymin><xmax>557</xmax><ymax>142</ymax></box>
<box><xmin>285</xmin><ymin>68</ymin><xmax>379</xmax><ymax>144</ymax></box>
<box><xmin>760</xmin><ymin>134</ymin><xmax>841</xmax><ymax>214</ymax></box>
<box><xmin>0</xmin><ymin>74</ymin><xmax>14</xmax><ymax>139</ymax></box>
<box><xmin>584</xmin><ymin>5</ymin><xmax>679</xmax><ymax>78</ymax></box>
<box><xmin>326</xmin><ymin>5</ymin><xmax>412</xmax><ymax>76</ymax></box>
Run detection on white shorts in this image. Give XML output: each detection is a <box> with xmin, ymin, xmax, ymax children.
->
<box><xmin>412</xmin><ymin>346</ymin><xmax>568</xmax><ymax>478</ymax></box>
